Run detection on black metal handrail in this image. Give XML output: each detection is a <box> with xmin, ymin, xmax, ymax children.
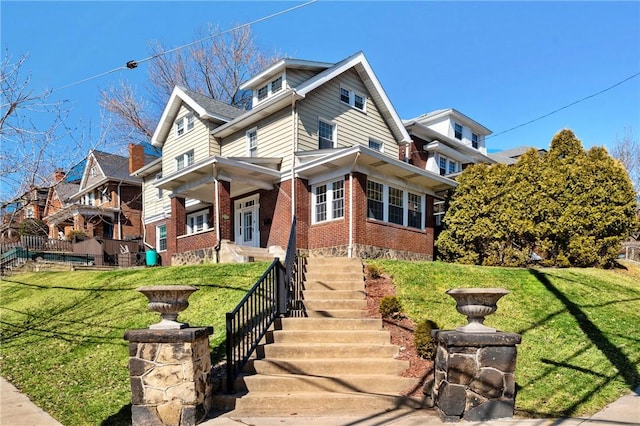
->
<box><xmin>284</xmin><ymin>217</ymin><xmax>305</xmax><ymax>317</ymax></box>
<box><xmin>225</xmin><ymin>217</ymin><xmax>300</xmax><ymax>393</ymax></box>
<box><xmin>225</xmin><ymin>258</ymin><xmax>282</xmax><ymax>392</ymax></box>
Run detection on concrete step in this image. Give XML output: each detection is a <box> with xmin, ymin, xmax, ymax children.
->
<box><xmin>304</xmin><ymin>271</ymin><xmax>365</xmax><ymax>282</ymax></box>
<box><xmin>303</xmin><ymin>280</ymin><xmax>364</xmax><ymax>291</ymax></box>
<box><xmin>275</xmin><ymin>317</ymin><xmax>382</xmax><ymax>330</ymax></box>
<box><xmin>302</xmin><ymin>289</ymin><xmax>365</xmax><ymax>300</ymax></box>
<box><xmin>305</xmin><ymin>309</ymin><xmax>370</xmax><ymax>318</ymax></box>
<box><xmin>236</xmin><ymin>373</ymin><xmax>417</xmax><ymax>394</ymax></box>
<box><xmin>257</xmin><ymin>343</ymin><xmax>400</xmax><ymax>359</ymax></box>
<box><xmin>267</xmin><ymin>330</ymin><xmax>390</xmax><ymax>344</ymax></box>
<box><xmin>213</xmin><ymin>392</ymin><xmax>425</xmax><ymax>415</ymax></box>
<box><xmin>304</xmin><ymin>257</ymin><xmax>363</xmax><ymax>267</ymax></box>
<box><xmin>245</xmin><ymin>358</ymin><xmax>410</xmax><ymax>376</ymax></box>
<box><xmin>304</xmin><ymin>264</ymin><xmax>364</xmax><ymax>274</ymax></box>
<box><xmin>303</xmin><ymin>299</ymin><xmax>367</xmax><ymax>311</ymax></box>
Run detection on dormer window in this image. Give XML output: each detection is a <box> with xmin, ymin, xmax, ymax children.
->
<box><xmin>340</xmin><ymin>86</ymin><xmax>366</xmax><ymax>112</ymax></box>
<box><xmin>254</xmin><ymin>73</ymin><xmax>285</xmax><ymax>105</ymax></box>
<box><xmin>175</xmin><ymin>113</ymin><xmax>195</xmax><ymax>137</ymax></box>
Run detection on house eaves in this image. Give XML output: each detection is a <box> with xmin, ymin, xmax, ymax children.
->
<box><xmin>151</xmin><ymin>86</ymin><xmax>243</xmax><ymax>147</ymax></box>
<box><xmin>295</xmin><ymin>145</ymin><xmax>456</xmax><ymax>194</ymax></box>
<box><xmin>406</xmin><ymin>122</ymin><xmax>496</xmax><ymax>164</ymax></box>
<box><xmin>406</xmin><ymin>108</ymin><xmax>492</xmax><ymax>136</ymax></box>
<box><xmin>239</xmin><ymin>58</ymin><xmax>333</xmax><ymax>91</ymax></box>
<box><xmin>131</xmin><ymin>157</ymin><xmax>162</xmax><ymax>178</ymax></box>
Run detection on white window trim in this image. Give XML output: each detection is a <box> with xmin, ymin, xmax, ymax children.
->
<box><xmin>368</xmin><ymin>138</ymin><xmax>384</xmax><ymax>153</ymax></box>
<box><xmin>175</xmin><ymin>150</ymin><xmax>194</xmax><ymax>171</ymax></box>
<box><xmin>366</xmin><ymin>179</ymin><xmax>425</xmax><ymax>230</ymax></box>
<box><xmin>246</xmin><ymin>127</ymin><xmax>258</xmax><ymax>157</ymax></box>
<box><xmin>454</xmin><ymin>122</ymin><xmax>463</xmax><ymax>140</ymax></box>
<box><xmin>156</xmin><ymin>224</ymin><xmax>167</xmax><ymax>252</ymax></box>
<box><xmin>339</xmin><ymin>85</ymin><xmax>367</xmax><ymax>112</ymax></box>
<box><xmin>318</xmin><ymin>117</ymin><xmax>337</xmax><ymax>149</ymax></box>
<box><xmin>175</xmin><ymin>113</ymin><xmax>195</xmax><ymax>138</ymax></box>
<box><xmin>186</xmin><ymin>209</ymin><xmax>209</xmax><ymax>235</ymax></box>
<box><xmin>311</xmin><ymin>178</ymin><xmax>345</xmax><ymax>224</ymax></box>
<box><xmin>253</xmin><ymin>73</ymin><xmax>285</xmax><ymax>106</ymax></box>
<box><xmin>438</xmin><ymin>154</ymin><xmax>459</xmax><ymax>176</ymax></box>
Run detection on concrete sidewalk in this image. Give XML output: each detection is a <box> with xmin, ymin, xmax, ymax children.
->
<box><xmin>1</xmin><ymin>376</ymin><xmax>638</xmax><ymax>426</ymax></box>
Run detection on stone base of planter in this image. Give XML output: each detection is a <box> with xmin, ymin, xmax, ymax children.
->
<box><xmin>125</xmin><ymin>327</ymin><xmax>214</xmax><ymax>426</ymax></box>
<box><xmin>432</xmin><ymin>330</ymin><xmax>522</xmax><ymax>422</ymax></box>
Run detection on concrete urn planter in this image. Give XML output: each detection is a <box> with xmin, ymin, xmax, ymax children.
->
<box><xmin>446</xmin><ymin>288</ymin><xmax>509</xmax><ymax>333</ymax></box>
<box><xmin>137</xmin><ymin>285</ymin><xmax>198</xmax><ymax>330</ymax></box>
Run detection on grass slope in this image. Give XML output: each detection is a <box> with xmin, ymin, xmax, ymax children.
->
<box><xmin>1</xmin><ymin>261</ymin><xmax>639</xmax><ymax>423</ymax></box>
<box><xmin>0</xmin><ymin>263</ymin><xmax>268</xmax><ymax>426</ymax></box>
<box><xmin>368</xmin><ymin>260</ymin><xmax>640</xmax><ymax>418</ymax></box>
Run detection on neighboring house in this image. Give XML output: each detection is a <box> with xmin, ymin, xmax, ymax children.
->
<box><xmin>0</xmin><ymin>185</ymin><xmax>50</xmax><ymax>241</ymax></box>
<box><xmin>133</xmin><ymin>51</ymin><xmax>457</xmax><ymax>265</ymax></box>
<box><xmin>44</xmin><ymin>147</ymin><xmax>151</xmax><ymax>241</ymax></box>
<box><xmin>403</xmin><ymin>108</ymin><xmax>495</xmax><ymax>227</ymax></box>
<box><xmin>489</xmin><ymin>146</ymin><xmax>547</xmax><ymax>165</ymax></box>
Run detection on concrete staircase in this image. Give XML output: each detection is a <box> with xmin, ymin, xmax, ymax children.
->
<box><xmin>214</xmin><ymin>257</ymin><xmax>423</xmax><ymax>416</ymax></box>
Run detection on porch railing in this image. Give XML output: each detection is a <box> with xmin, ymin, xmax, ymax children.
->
<box><xmin>225</xmin><ymin>217</ymin><xmax>301</xmax><ymax>393</ymax></box>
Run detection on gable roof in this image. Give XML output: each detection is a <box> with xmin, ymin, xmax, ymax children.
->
<box><xmin>239</xmin><ymin>58</ymin><xmax>333</xmax><ymax>90</ymax></box>
<box><xmin>151</xmin><ymin>86</ymin><xmax>245</xmax><ymax>147</ymax></box>
<box><xmin>78</xmin><ymin>150</ymin><xmax>141</xmax><ymax>194</ymax></box>
<box><xmin>213</xmin><ymin>51</ymin><xmax>412</xmax><ymax>144</ymax></box>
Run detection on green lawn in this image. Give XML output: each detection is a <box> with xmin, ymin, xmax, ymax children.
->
<box><xmin>0</xmin><ymin>263</ymin><xmax>269</xmax><ymax>426</ymax></box>
<box><xmin>367</xmin><ymin>260</ymin><xmax>640</xmax><ymax>418</ymax></box>
<box><xmin>1</xmin><ymin>261</ymin><xmax>639</xmax><ymax>424</ymax></box>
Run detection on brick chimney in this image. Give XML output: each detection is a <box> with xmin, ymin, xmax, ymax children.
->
<box><xmin>54</xmin><ymin>168</ymin><xmax>66</xmax><ymax>182</ymax></box>
<box><xmin>129</xmin><ymin>144</ymin><xmax>145</xmax><ymax>174</ymax></box>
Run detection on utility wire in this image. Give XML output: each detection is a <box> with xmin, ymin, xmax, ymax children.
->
<box><xmin>488</xmin><ymin>71</ymin><xmax>640</xmax><ymax>140</ymax></box>
<box><xmin>52</xmin><ymin>0</ymin><xmax>318</xmax><ymax>92</ymax></box>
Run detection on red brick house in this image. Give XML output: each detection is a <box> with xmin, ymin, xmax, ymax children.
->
<box><xmin>133</xmin><ymin>52</ymin><xmax>457</xmax><ymax>265</ymax></box>
<box><xmin>44</xmin><ymin>149</ymin><xmax>149</xmax><ymax>241</ymax></box>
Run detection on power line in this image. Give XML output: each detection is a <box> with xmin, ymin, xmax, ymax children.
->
<box><xmin>52</xmin><ymin>0</ymin><xmax>318</xmax><ymax>93</ymax></box>
<box><xmin>488</xmin><ymin>72</ymin><xmax>640</xmax><ymax>140</ymax></box>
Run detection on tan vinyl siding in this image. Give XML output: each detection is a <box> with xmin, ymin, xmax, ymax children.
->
<box><xmin>221</xmin><ymin>107</ymin><xmax>292</xmax><ymax>163</ymax></box>
<box><xmin>161</xmin><ymin>104</ymin><xmax>212</xmax><ymax>175</ymax></box>
<box><xmin>142</xmin><ymin>179</ymin><xmax>169</xmax><ymax>220</ymax></box>
<box><xmin>207</xmin><ymin>122</ymin><xmax>222</xmax><ymax>156</ymax></box>
<box><xmin>286</xmin><ymin>69</ymin><xmax>321</xmax><ymax>88</ymax></box>
<box><xmin>296</xmin><ymin>69</ymin><xmax>398</xmax><ymax>159</ymax></box>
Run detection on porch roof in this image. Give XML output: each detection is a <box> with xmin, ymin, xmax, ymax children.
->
<box><xmin>44</xmin><ymin>205</ymin><xmax>119</xmax><ymax>226</ymax></box>
<box><xmin>154</xmin><ymin>156</ymin><xmax>282</xmax><ymax>202</ymax></box>
<box><xmin>295</xmin><ymin>146</ymin><xmax>457</xmax><ymax>195</ymax></box>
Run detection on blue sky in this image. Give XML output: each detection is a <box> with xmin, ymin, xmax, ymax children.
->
<box><xmin>2</xmin><ymin>1</ymin><xmax>639</xmax><ymax>159</ymax></box>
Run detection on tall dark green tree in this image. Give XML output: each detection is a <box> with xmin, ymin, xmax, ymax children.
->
<box><xmin>436</xmin><ymin>129</ymin><xmax>639</xmax><ymax>268</ymax></box>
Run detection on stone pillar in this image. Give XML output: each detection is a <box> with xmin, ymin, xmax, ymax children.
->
<box><xmin>124</xmin><ymin>327</ymin><xmax>214</xmax><ymax>426</ymax></box>
<box><xmin>432</xmin><ymin>330</ymin><xmax>522</xmax><ymax>422</ymax></box>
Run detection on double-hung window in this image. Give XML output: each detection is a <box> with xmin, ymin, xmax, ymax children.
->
<box><xmin>408</xmin><ymin>193</ymin><xmax>423</xmax><ymax>229</ymax></box>
<box><xmin>366</xmin><ymin>180</ymin><xmax>384</xmax><ymax>220</ymax></box>
<box><xmin>187</xmin><ymin>210</ymin><xmax>209</xmax><ymax>234</ymax></box>
<box><xmin>176</xmin><ymin>150</ymin><xmax>194</xmax><ymax>171</ymax></box>
<box><xmin>246</xmin><ymin>128</ymin><xmax>257</xmax><ymax>157</ymax></box>
<box><xmin>312</xmin><ymin>179</ymin><xmax>345</xmax><ymax>223</ymax></box>
<box><xmin>439</xmin><ymin>155</ymin><xmax>458</xmax><ymax>175</ymax></box>
<box><xmin>339</xmin><ymin>86</ymin><xmax>366</xmax><ymax>112</ymax></box>
<box><xmin>388</xmin><ymin>187</ymin><xmax>404</xmax><ymax>225</ymax></box>
<box><xmin>318</xmin><ymin>119</ymin><xmax>336</xmax><ymax>149</ymax></box>
<box><xmin>454</xmin><ymin>123</ymin><xmax>463</xmax><ymax>140</ymax></box>
<box><xmin>472</xmin><ymin>133</ymin><xmax>479</xmax><ymax>149</ymax></box>
<box><xmin>175</xmin><ymin>113</ymin><xmax>195</xmax><ymax>137</ymax></box>
<box><xmin>157</xmin><ymin>224</ymin><xmax>167</xmax><ymax>252</ymax></box>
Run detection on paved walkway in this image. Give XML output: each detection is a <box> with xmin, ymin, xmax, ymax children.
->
<box><xmin>1</xmin><ymin>377</ymin><xmax>638</xmax><ymax>426</ymax></box>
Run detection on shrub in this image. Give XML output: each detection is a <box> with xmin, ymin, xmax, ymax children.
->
<box><xmin>18</xmin><ymin>218</ymin><xmax>48</xmax><ymax>236</ymax></box>
<box><xmin>366</xmin><ymin>263</ymin><xmax>384</xmax><ymax>279</ymax></box>
<box><xmin>66</xmin><ymin>230</ymin><xmax>88</xmax><ymax>242</ymax></box>
<box><xmin>414</xmin><ymin>319</ymin><xmax>439</xmax><ymax>359</ymax></box>
<box><xmin>379</xmin><ymin>295</ymin><xmax>402</xmax><ymax>318</ymax></box>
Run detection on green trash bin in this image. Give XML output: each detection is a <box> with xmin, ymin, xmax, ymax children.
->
<box><xmin>145</xmin><ymin>249</ymin><xmax>158</xmax><ymax>266</ymax></box>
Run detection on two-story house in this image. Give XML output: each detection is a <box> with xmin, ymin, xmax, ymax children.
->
<box><xmin>44</xmin><ymin>149</ymin><xmax>147</xmax><ymax>241</ymax></box>
<box><xmin>403</xmin><ymin>108</ymin><xmax>495</xmax><ymax>227</ymax></box>
<box><xmin>134</xmin><ymin>52</ymin><xmax>458</xmax><ymax>265</ymax></box>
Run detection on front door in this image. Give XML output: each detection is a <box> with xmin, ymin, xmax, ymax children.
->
<box><xmin>235</xmin><ymin>195</ymin><xmax>260</xmax><ymax>247</ymax></box>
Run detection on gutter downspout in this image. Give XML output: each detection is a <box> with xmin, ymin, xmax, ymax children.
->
<box><xmin>348</xmin><ymin>152</ymin><xmax>360</xmax><ymax>258</ymax></box>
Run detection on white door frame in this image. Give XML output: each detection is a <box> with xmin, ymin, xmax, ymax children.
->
<box><xmin>234</xmin><ymin>194</ymin><xmax>260</xmax><ymax>247</ymax></box>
